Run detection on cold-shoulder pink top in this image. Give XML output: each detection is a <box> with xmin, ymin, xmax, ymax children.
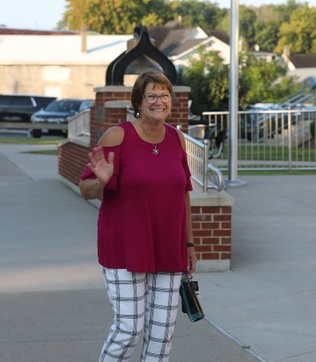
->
<box><xmin>81</xmin><ymin>121</ymin><xmax>193</xmax><ymax>273</ymax></box>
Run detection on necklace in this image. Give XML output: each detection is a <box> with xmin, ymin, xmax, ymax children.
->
<box><xmin>138</xmin><ymin>122</ymin><xmax>165</xmax><ymax>156</ymax></box>
<box><xmin>152</xmin><ymin>144</ymin><xmax>159</xmax><ymax>156</ymax></box>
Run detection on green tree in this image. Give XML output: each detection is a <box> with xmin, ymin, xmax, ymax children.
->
<box><xmin>178</xmin><ymin>49</ymin><xmax>230</xmax><ymax>111</ymax></box>
<box><xmin>255</xmin><ymin>19</ymin><xmax>280</xmax><ymax>52</ymax></box>
<box><xmin>239</xmin><ymin>6</ymin><xmax>257</xmax><ymax>49</ymax></box>
<box><xmin>239</xmin><ymin>53</ymin><xmax>300</xmax><ymax>106</ymax></box>
<box><xmin>251</xmin><ymin>1</ymin><xmax>304</xmax><ymax>53</ymax></box>
<box><xmin>178</xmin><ymin>48</ymin><xmax>300</xmax><ymax>110</ymax></box>
<box><xmin>174</xmin><ymin>0</ymin><xmax>226</xmax><ymax>30</ymax></box>
<box><xmin>274</xmin><ymin>0</ymin><xmax>302</xmax><ymax>23</ymax></box>
<box><xmin>275</xmin><ymin>4</ymin><xmax>316</xmax><ymax>54</ymax></box>
<box><xmin>217</xmin><ymin>5</ymin><xmax>257</xmax><ymax>50</ymax></box>
<box><xmin>63</xmin><ymin>0</ymin><xmax>176</xmax><ymax>34</ymax></box>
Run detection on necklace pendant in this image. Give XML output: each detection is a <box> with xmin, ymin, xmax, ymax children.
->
<box><xmin>152</xmin><ymin>145</ymin><xmax>159</xmax><ymax>156</ymax></box>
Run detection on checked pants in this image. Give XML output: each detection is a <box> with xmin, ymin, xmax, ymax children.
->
<box><xmin>99</xmin><ymin>269</ymin><xmax>182</xmax><ymax>362</ymax></box>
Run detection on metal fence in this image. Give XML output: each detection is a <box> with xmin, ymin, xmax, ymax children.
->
<box><xmin>184</xmin><ymin>133</ymin><xmax>224</xmax><ymax>192</ymax></box>
<box><xmin>68</xmin><ymin>109</ymin><xmax>90</xmax><ymax>139</ymax></box>
<box><xmin>200</xmin><ymin>109</ymin><xmax>316</xmax><ymax>172</ymax></box>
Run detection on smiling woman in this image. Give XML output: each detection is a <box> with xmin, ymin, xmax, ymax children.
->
<box><xmin>78</xmin><ymin>70</ymin><xmax>197</xmax><ymax>361</ymax></box>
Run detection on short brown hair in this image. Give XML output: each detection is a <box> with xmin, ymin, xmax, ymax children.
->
<box><xmin>131</xmin><ymin>70</ymin><xmax>173</xmax><ymax>118</ymax></box>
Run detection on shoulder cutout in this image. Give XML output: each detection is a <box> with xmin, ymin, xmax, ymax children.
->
<box><xmin>98</xmin><ymin>126</ymin><xmax>124</xmax><ymax>147</ymax></box>
<box><xmin>176</xmin><ymin>129</ymin><xmax>186</xmax><ymax>152</ymax></box>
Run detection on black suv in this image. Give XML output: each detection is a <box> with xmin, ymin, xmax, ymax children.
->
<box><xmin>0</xmin><ymin>94</ymin><xmax>56</xmax><ymax>124</ymax></box>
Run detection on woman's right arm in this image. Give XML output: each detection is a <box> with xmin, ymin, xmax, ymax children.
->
<box><xmin>79</xmin><ymin>126</ymin><xmax>124</xmax><ymax>200</ymax></box>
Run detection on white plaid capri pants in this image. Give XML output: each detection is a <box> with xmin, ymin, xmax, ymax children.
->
<box><xmin>99</xmin><ymin>268</ymin><xmax>182</xmax><ymax>362</ymax></box>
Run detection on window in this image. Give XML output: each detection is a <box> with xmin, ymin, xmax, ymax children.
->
<box><xmin>0</xmin><ymin>96</ymin><xmax>11</xmax><ymax>106</ymax></box>
<box><xmin>11</xmin><ymin>96</ymin><xmax>33</xmax><ymax>107</ymax></box>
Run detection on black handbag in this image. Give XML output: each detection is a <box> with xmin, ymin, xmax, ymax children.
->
<box><xmin>179</xmin><ymin>275</ymin><xmax>204</xmax><ymax>322</ymax></box>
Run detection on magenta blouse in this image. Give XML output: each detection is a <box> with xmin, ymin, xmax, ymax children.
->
<box><xmin>81</xmin><ymin>121</ymin><xmax>193</xmax><ymax>273</ymax></box>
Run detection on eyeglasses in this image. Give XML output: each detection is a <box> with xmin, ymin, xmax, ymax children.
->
<box><xmin>143</xmin><ymin>93</ymin><xmax>173</xmax><ymax>104</ymax></box>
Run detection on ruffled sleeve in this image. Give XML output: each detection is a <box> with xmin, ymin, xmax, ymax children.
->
<box><xmin>80</xmin><ymin>146</ymin><xmax>121</xmax><ymax>190</ymax></box>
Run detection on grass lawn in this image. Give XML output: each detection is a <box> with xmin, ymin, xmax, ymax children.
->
<box><xmin>224</xmin><ymin>142</ymin><xmax>316</xmax><ymax>162</ymax></box>
<box><xmin>0</xmin><ymin>136</ymin><xmax>62</xmax><ymax>155</ymax></box>
<box><xmin>0</xmin><ymin>137</ymin><xmax>63</xmax><ymax>145</ymax></box>
<box><xmin>230</xmin><ymin>170</ymin><xmax>316</xmax><ymax>176</ymax></box>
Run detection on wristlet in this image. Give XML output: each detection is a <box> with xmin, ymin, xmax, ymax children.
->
<box><xmin>179</xmin><ymin>274</ymin><xmax>204</xmax><ymax>322</ymax></box>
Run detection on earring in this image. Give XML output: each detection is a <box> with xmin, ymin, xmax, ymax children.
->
<box><xmin>136</xmin><ymin>111</ymin><xmax>140</xmax><ymax>118</ymax></box>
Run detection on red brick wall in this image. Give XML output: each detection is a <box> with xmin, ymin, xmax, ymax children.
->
<box><xmin>58</xmin><ymin>142</ymin><xmax>89</xmax><ymax>185</ymax></box>
<box><xmin>192</xmin><ymin>206</ymin><xmax>232</xmax><ymax>261</ymax></box>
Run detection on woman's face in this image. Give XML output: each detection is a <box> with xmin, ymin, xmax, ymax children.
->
<box><xmin>139</xmin><ymin>82</ymin><xmax>172</xmax><ymax>122</ymax></box>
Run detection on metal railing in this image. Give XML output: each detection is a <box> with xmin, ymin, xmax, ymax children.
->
<box><xmin>201</xmin><ymin>109</ymin><xmax>316</xmax><ymax>172</ymax></box>
<box><xmin>68</xmin><ymin>109</ymin><xmax>91</xmax><ymax>140</ymax></box>
<box><xmin>184</xmin><ymin>133</ymin><xmax>224</xmax><ymax>192</ymax></box>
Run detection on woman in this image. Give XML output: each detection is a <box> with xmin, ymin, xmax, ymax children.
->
<box><xmin>79</xmin><ymin>70</ymin><xmax>197</xmax><ymax>361</ymax></box>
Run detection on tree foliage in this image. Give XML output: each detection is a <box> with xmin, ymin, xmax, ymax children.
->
<box><xmin>174</xmin><ymin>0</ymin><xmax>226</xmax><ymax>30</ymax></box>
<box><xmin>61</xmin><ymin>0</ymin><xmax>316</xmax><ymax>55</ymax></box>
<box><xmin>238</xmin><ymin>54</ymin><xmax>300</xmax><ymax>106</ymax></box>
<box><xmin>239</xmin><ymin>6</ymin><xmax>257</xmax><ymax>49</ymax></box>
<box><xmin>178</xmin><ymin>49</ymin><xmax>229</xmax><ymax>111</ymax></box>
<box><xmin>63</xmin><ymin>0</ymin><xmax>176</xmax><ymax>34</ymax></box>
<box><xmin>273</xmin><ymin>0</ymin><xmax>303</xmax><ymax>23</ymax></box>
<box><xmin>255</xmin><ymin>20</ymin><xmax>280</xmax><ymax>53</ymax></box>
<box><xmin>275</xmin><ymin>4</ymin><xmax>316</xmax><ymax>54</ymax></box>
<box><xmin>178</xmin><ymin>49</ymin><xmax>300</xmax><ymax>110</ymax></box>
<box><xmin>217</xmin><ymin>5</ymin><xmax>258</xmax><ymax>50</ymax></box>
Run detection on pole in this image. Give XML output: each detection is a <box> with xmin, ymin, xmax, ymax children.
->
<box><xmin>226</xmin><ymin>0</ymin><xmax>246</xmax><ymax>187</ymax></box>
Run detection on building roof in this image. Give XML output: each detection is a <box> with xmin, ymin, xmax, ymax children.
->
<box><xmin>0</xmin><ymin>34</ymin><xmax>132</xmax><ymax>64</ymax></box>
<box><xmin>0</xmin><ymin>28</ymin><xmax>79</xmax><ymax>35</ymax></box>
<box><xmin>0</xmin><ymin>25</ymin><xmax>228</xmax><ymax>66</ymax></box>
<box><xmin>148</xmin><ymin>26</ymin><xmax>209</xmax><ymax>56</ymax></box>
<box><xmin>205</xmin><ymin>30</ymin><xmax>230</xmax><ymax>45</ymax></box>
<box><xmin>288</xmin><ymin>54</ymin><xmax>316</xmax><ymax>68</ymax></box>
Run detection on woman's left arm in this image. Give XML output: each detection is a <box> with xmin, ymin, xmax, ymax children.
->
<box><xmin>186</xmin><ymin>192</ymin><xmax>197</xmax><ymax>276</ymax></box>
<box><xmin>177</xmin><ymin>128</ymin><xmax>198</xmax><ymax>275</ymax></box>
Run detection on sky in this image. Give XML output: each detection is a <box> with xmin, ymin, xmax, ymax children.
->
<box><xmin>0</xmin><ymin>0</ymin><xmax>314</xmax><ymax>31</ymax></box>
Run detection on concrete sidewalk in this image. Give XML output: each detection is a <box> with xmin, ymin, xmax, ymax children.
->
<box><xmin>1</xmin><ymin>143</ymin><xmax>316</xmax><ymax>362</ymax></box>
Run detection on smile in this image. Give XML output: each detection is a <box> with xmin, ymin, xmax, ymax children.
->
<box><xmin>150</xmin><ymin>108</ymin><xmax>165</xmax><ymax>112</ymax></box>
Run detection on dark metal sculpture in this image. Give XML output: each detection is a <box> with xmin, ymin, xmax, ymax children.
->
<box><xmin>106</xmin><ymin>26</ymin><xmax>177</xmax><ymax>85</ymax></box>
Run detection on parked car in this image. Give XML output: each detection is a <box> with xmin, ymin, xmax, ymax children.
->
<box><xmin>0</xmin><ymin>94</ymin><xmax>56</xmax><ymax>125</ymax></box>
<box><xmin>30</xmin><ymin>98</ymin><xmax>92</xmax><ymax>138</ymax></box>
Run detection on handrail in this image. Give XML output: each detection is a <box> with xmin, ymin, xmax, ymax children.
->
<box><xmin>184</xmin><ymin>133</ymin><xmax>224</xmax><ymax>192</ymax></box>
<box><xmin>68</xmin><ymin>109</ymin><xmax>90</xmax><ymax>139</ymax></box>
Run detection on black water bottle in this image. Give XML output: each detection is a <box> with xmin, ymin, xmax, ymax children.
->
<box><xmin>180</xmin><ymin>275</ymin><xmax>204</xmax><ymax>322</ymax></box>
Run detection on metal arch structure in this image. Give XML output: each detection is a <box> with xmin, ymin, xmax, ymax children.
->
<box><xmin>105</xmin><ymin>26</ymin><xmax>177</xmax><ymax>85</ymax></box>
